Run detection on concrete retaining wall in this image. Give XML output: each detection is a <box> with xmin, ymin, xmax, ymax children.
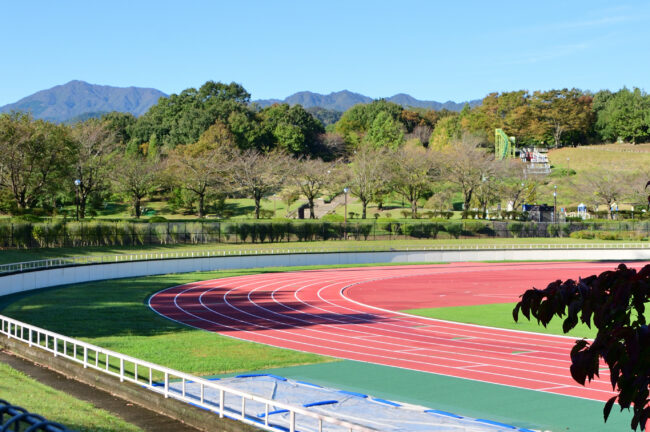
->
<box><xmin>2</xmin><ymin>248</ymin><xmax>649</xmax><ymax>297</ymax></box>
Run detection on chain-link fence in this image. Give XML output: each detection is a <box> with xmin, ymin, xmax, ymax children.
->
<box><xmin>1</xmin><ymin>219</ymin><xmax>650</xmax><ymax>249</ymax></box>
<box><xmin>0</xmin><ymin>399</ymin><xmax>72</xmax><ymax>431</ymax></box>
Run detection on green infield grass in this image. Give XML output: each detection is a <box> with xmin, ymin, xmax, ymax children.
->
<box><xmin>404</xmin><ymin>302</ymin><xmax>597</xmax><ymax>339</ymax></box>
<box><xmin>0</xmin><ymin>268</ymin><xmax>340</xmax><ymax>375</ymax></box>
<box><xmin>0</xmin><ymin>362</ymin><xmax>141</xmax><ymax>432</ymax></box>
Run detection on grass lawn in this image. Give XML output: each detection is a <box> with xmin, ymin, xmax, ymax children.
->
<box><xmin>0</xmin><ymin>362</ymin><xmax>141</xmax><ymax>432</ymax></box>
<box><xmin>0</xmin><ymin>268</ymin><xmax>337</xmax><ymax>376</ymax></box>
<box><xmin>546</xmin><ymin>144</ymin><xmax>650</xmax><ymax>209</ymax></box>
<box><xmin>0</xmin><ymin>237</ymin><xmax>630</xmax><ymax>265</ymax></box>
<box><xmin>404</xmin><ymin>302</ymin><xmax>597</xmax><ymax>339</ymax></box>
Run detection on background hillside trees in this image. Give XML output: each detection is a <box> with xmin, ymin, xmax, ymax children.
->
<box><xmin>0</xmin><ymin>113</ymin><xmax>73</xmax><ymax>210</ymax></box>
<box><xmin>593</xmin><ymin>88</ymin><xmax>650</xmax><ymax>144</ymax></box>
<box><xmin>532</xmin><ymin>88</ymin><xmax>593</xmax><ymax>148</ymax></box>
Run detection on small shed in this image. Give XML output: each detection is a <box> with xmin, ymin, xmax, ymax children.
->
<box><xmin>522</xmin><ymin>204</ymin><xmax>555</xmax><ymax>222</ymax></box>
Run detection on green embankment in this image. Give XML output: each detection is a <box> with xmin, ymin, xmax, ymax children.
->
<box><xmin>0</xmin><ymin>362</ymin><xmax>141</xmax><ymax>432</ymax></box>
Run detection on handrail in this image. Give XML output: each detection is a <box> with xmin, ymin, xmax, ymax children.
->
<box><xmin>2</xmin><ymin>243</ymin><xmax>650</xmax><ymax>275</ymax></box>
<box><xmin>0</xmin><ymin>314</ymin><xmax>376</xmax><ymax>432</ymax></box>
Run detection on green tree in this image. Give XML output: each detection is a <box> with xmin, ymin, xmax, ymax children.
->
<box><xmin>101</xmin><ymin>111</ymin><xmax>136</xmax><ymax>145</ymax></box>
<box><xmin>429</xmin><ymin>115</ymin><xmax>461</xmax><ymax>150</ymax></box>
<box><xmin>128</xmin><ymin>81</ymin><xmax>253</xmax><ymax>149</ymax></box>
<box><xmin>335</xmin><ymin>99</ymin><xmax>403</xmax><ymax>145</ymax></box>
<box><xmin>261</xmin><ymin>104</ymin><xmax>325</xmax><ymax>155</ymax></box>
<box><xmin>594</xmin><ymin>87</ymin><xmax>650</xmax><ymax>143</ymax></box>
<box><xmin>71</xmin><ymin>119</ymin><xmax>117</xmax><ymax>218</ymax></box>
<box><xmin>363</xmin><ymin>111</ymin><xmax>405</xmax><ymax>149</ymax></box>
<box><xmin>0</xmin><ymin>113</ymin><xmax>74</xmax><ymax>210</ymax></box>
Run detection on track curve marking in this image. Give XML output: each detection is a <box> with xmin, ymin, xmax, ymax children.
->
<box><xmin>149</xmin><ymin>261</ymin><xmax>647</xmax><ymax>402</ymax></box>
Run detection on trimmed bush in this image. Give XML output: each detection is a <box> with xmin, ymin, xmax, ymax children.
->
<box><xmin>507</xmin><ymin>222</ymin><xmax>524</xmax><ymax>238</ymax></box>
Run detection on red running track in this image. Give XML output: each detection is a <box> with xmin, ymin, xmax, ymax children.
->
<box><xmin>149</xmin><ymin>261</ymin><xmax>648</xmax><ymax>402</ymax></box>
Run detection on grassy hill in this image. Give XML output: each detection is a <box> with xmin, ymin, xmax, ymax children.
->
<box><xmin>545</xmin><ymin>143</ymin><xmax>650</xmax><ymax>209</ymax></box>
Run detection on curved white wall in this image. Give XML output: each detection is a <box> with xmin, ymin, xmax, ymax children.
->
<box><xmin>2</xmin><ymin>248</ymin><xmax>649</xmax><ymax>297</ymax></box>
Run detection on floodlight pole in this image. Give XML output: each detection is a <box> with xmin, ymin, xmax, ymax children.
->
<box><xmin>343</xmin><ymin>187</ymin><xmax>349</xmax><ymax>239</ymax></box>
<box><xmin>74</xmin><ymin>179</ymin><xmax>81</xmax><ymax>221</ymax></box>
<box><xmin>553</xmin><ymin>185</ymin><xmax>557</xmax><ymax>224</ymax></box>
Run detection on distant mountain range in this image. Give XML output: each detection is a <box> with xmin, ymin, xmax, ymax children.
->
<box><xmin>254</xmin><ymin>90</ymin><xmax>481</xmax><ymax>112</ymax></box>
<box><xmin>0</xmin><ymin>81</ymin><xmax>480</xmax><ymax>123</ymax></box>
<box><xmin>0</xmin><ymin>80</ymin><xmax>167</xmax><ymax>123</ymax></box>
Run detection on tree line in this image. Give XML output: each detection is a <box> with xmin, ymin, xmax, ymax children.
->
<box><xmin>1</xmin><ymin>81</ymin><xmax>649</xmax><ymax>219</ymax></box>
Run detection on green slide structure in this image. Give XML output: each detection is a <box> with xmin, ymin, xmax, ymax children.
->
<box><xmin>495</xmin><ymin>128</ymin><xmax>516</xmax><ymax>160</ymax></box>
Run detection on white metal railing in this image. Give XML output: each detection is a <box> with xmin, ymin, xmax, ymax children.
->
<box><xmin>2</xmin><ymin>243</ymin><xmax>650</xmax><ymax>275</ymax></box>
<box><xmin>3</xmin><ymin>242</ymin><xmax>650</xmax><ymax>276</ymax></box>
<box><xmin>0</xmin><ymin>314</ymin><xmax>375</xmax><ymax>432</ymax></box>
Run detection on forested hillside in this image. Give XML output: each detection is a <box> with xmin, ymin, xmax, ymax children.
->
<box><xmin>0</xmin><ymin>81</ymin><xmax>166</xmax><ymax>122</ymax></box>
<box><xmin>1</xmin><ymin>80</ymin><xmax>649</xmax><ymax>222</ymax></box>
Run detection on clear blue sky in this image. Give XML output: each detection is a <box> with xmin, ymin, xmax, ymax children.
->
<box><xmin>2</xmin><ymin>0</ymin><xmax>649</xmax><ymax>106</ymax></box>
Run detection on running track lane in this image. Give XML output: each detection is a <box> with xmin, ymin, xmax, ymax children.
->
<box><xmin>149</xmin><ymin>261</ymin><xmax>648</xmax><ymax>402</ymax></box>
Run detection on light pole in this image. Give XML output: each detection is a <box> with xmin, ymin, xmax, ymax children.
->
<box><xmin>343</xmin><ymin>187</ymin><xmax>349</xmax><ymax>239</ymax></box>
<box><xmin>553</xmin><ymin>185</ymin><xmax>557</xmax><ymax>224</ymax></box>
<box><xmin>74</xmin><ymin>179</ymin><xmax>81</xmax><ymax>221</ymax></box>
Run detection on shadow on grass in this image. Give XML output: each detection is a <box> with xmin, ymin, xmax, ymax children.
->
<box><xmin>223</xmin><ymin>202</ymin><xmax>255</xmax><ymax>217</ymax></box>
<box><xmin>0</xmin><ymin>269</ymin><xmax>395</xmax><ymax>339</ymax></box>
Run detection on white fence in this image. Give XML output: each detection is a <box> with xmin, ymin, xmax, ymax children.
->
<box><xmin>3</xmin><ymin>243</ymin><xmax>650</xmax><ymax>275</ymax></box>
<box><xmin>2</xmin><ymin>245</ymin><xmax>650</xmax><ymax>431</ymax></box>
<box><xmin>0</xmin><ymin>314</ymin><xmax>375</xmax><ymax>432</ymax></box>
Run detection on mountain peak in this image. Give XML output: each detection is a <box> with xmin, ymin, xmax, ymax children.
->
<box><xmin>254</xmin><ymin>90</ymin><xmax>480</xmax><ymax>112</ymax></box>
<box><xmin>0</xmin><ymin>81</ymin><xmax>167</xmax><ymax>122</ymax></box>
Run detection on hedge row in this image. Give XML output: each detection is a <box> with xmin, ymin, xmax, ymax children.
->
<box><xmin>2</xmin><ymin>219</ymin><xmax>650</xmax><ymax>248</ymax></box>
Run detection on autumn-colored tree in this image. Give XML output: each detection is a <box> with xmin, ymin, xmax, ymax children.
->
<box><xmin>344</xmin><ymin>143</ymin><xmax>390</xmax><ymax>219</ymax></box>
<box><xmin>111</xmin><ymin>155</ymin><xmax>160</xmax><ymax>218</ymax></box>
<box><xmin>439</xmin><ymin>134</ymin><xmax>497</xmax><ymax>211</ymax></box>
<box><xmin>293</xmin><ymin>158</ymin><xmax>336</xmax><ymax>219</ymax></box>
<box><xmin>429</xmin><ymin>115</ymin><xmax>461</xmax><ymax>150</ymax></box>
<box><xmin>500</xmin><ymin>159</ymin><xmax>540</xmax><ymax>211</ymax></box>
<box><xmin>228</xmin><ymin>150</ymin><xmax>291</xmax><ymax>219</ymax></box>
<box><xmin>388</xmin><ymin>141</ymin><xmax>437</xmax><ymax>218</ymax></box>
<box><xmin>579</xmin><ymin>169</ymin><xmax>631</xmax><ymax>219</ymax></box>
<box><xmin>532</xmin><ymin>88</ymin><xmax>593</xmax><ymax>147</ymax></box>
<box><xmin>166</xmin><ymin>122</ymin><xmax>234</xmax><ymax>217</ymax></box>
